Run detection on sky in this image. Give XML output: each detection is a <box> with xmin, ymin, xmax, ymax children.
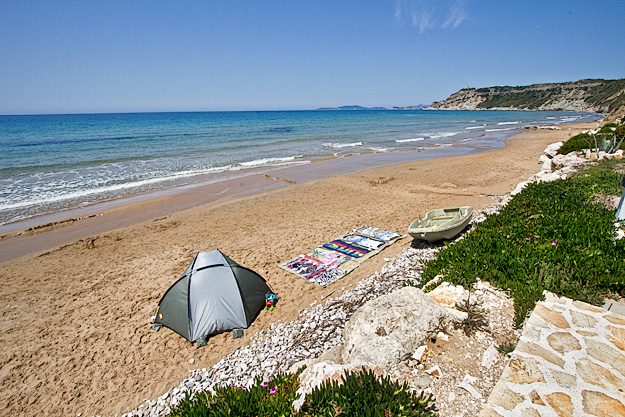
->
<box><xmin>1</xmin><ymin>1</ymin><xmax>624</xmax><ymax>115</ymax></box>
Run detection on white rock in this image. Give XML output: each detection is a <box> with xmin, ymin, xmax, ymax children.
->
<box><xmin>412</xmin><ymin>345</ymin><xmax>428</xmax><ymax>362</ymax></box>
<box><xmin>342</xmin><ymin>287</ymin><xmax>458</xmax><ymax>370</ymax></box>
<box><xmin>538</xmin><ymin>154</ymin><xmax>553</xmax><ymax>172</ymax></box>
<box><xmin>427</xmin><ymin>282</ymin><xmax>467</xmax><ymax>307</ymax></box>
<box><xmin>425</xmin><ymin>365</ymin><xmax>442</xmax><ymax>377</ymax></box>
<box><xmin>544</xmin><ymin>142</ymin><xmax>563</xmax><ymax>157</ymax></box>
<box><xmin>511</xmin><ymin>181</ymin><xmax>528</xmax><ymax>196</ymax></box>
<box><xmin>552</xmin><ymin>153</ymin><xmax>586</xmax><ymax>169</ymax></box>
<box><xmin>458</xmin><ymin>374</ymin><xmax>482</xmax><ymax>399</ymax></box>
<box><xmin>533</xmin><ymin>171</ymin><xmax>562</xmax><ymax>183</ymax></box>
<box><xmin>481</xmin><ymin>345</ymin><xmax>499</xmax><ymax>369</ymax></box>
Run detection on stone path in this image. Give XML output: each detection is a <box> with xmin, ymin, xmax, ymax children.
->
<box><xmin>480</xmin><ymin>292</ymin><xmax>625</xmax><ymax>417</ymax></box>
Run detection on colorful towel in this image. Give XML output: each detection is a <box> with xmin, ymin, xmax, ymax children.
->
<box><xmin>307</xmin><ymin>247</ymin><xmax>353</xmax><ymax>267</ymax></box>
<box><xmin>341</xmin><ymin>233</ymin><xmax>386</xmax><ymax>251</ymax></box>
<box><xmin>354</xmin><ymin>226</ymin><xmax>402</xmax><ymax>242</ymax></box>
<box><xmin>322</xmin><ymin>239</ymin><xmax>371</xmax><ymax>258</ymax></box>
<box><xmin>282</xmin><ymin>255</ymin><xmax>346</xmax><ymax>286</ymax></box>
<box><xmin>280</xmin><ymin>225</ymin><xmax>404</xmax><ymax>287</ymax></box>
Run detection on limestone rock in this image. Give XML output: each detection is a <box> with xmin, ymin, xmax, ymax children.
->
<box><xmin>481</xmin><ymin>345</ymin><xmax>499</xmax><ymax>369</ymax></box>
<box><xmin>538</xmin><ymin>154</ymin><xmax>553</xmax><ymax>172</ymax></box>
<box><xmin>552</xmin><ymin>153</ymin><xmax>586</xmax><ymax>170</ymax></box>
<box><xmin>427</xmin><ymin>282</ymin><xmax>467</xmax><ymax>308</ymax></box>
<box><xmin>544</xmin><ymin>142</ymin><xmax>563</xmax><ymax>158</ymax></box>
<box><xmin>341</xmin><ymin>286</ymin><xmax>458</xmax><ymax>370</ymax></box>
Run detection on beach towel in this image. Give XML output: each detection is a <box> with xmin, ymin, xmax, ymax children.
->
<box><xmin>354</xmin><ymin>226</ymin><xmax>402</xmax><ymax>242</ymax></box>
<box><xmin>279</xmin><ymin>225</ymin><xmax>404</xmax><ymax>287</ymax></box>
<box><xmin>282</xmin><ymin>255</ymin><xmax>346</xmax><ymax>286</ymax></box>
<box><xmin>322</xmin><ymin>239</ymin><xmax>371</xmax><ymax>258</ymax></box>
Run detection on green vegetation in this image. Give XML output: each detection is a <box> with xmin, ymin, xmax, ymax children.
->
<box><xmin>454</xmin><ymin>293</ymin><xmax>489</xmax><ymax>336</ymax></box>
<box><xmin>300</xmin><ymin>368</ymin><xmax>436</xmax><ymax>417</ymax></box>
<box><xmin>169</xmin><ymin>369</ymin><xmax>437</xmax><ymax>417</ymax></box>
<box><xmin>558</xmin><ymin>120</ymin><xmax>625</xmax><ymax>155</ymax></box>
<box><xmin>472</xmin><ymin>78</ymin><xmax>625</xmax><ymax>110</ymax></box>
<box><xmin>420</xmin><ymin>158</ymin><xmax>625</xmax><ymax>327</ymax></box>
<box><xmin>477</xmin><ymin>89</ymin><xmax>554</xmax><ymax>109</ymax></box>
<box><xmin>169</xmin><ymin>373</ymin><xmax>300</xmax><ymax>417</ymax></box>
<box><xmin>584</xmin><ymin>78</ymin><xmax>625</xmax><ymax>110</ymax></box>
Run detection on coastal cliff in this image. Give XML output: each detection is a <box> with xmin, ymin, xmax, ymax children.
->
<box><xmin>429</xmin><ymin>78</ymin><xmax>625</xmax><ymax>115</ymax></box>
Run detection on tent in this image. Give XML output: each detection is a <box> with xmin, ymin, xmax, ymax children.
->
<box><xmin>152</xmin><ymin>250</ymin><xmax>272</xmax><ymax>346</ymax></box>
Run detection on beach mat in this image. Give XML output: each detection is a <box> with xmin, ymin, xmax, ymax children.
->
<box><xmin>279</xmin><ymin>226</ymin><xmax>404</xmax><ymax>286</ymax></box>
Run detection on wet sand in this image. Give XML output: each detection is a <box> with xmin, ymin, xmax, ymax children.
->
<box><xmin>0</xmin><ymin>122</ymin><xmax>597</xmax><ymax>416</ymax></box>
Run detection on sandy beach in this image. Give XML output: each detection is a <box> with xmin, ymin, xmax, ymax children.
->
<box><xmin>0</xmin><ymin>122</ymin><xmax>599</xmax><ymax>416</ymax></box>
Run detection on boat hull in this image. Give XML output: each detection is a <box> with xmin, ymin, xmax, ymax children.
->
<box><xmin>408</xmin><ymin>206</ymin><xmax>472</xmax><ymax>242</ymax></box>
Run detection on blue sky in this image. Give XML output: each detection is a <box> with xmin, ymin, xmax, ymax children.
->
<box><xmin>1</xmin><ymin>1</ymin><xmax>624</xmax><ymax>114</ymax></box>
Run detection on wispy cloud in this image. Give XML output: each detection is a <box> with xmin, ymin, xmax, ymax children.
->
<box><xmin>395</xmin><ymin>0</ymin><xmax>467</xmax><ymax>33</ymax></box>
<box><xmin>442</xmin><ymin>0</ymin><xmax>467</xmax><ymax>29</ymax></box>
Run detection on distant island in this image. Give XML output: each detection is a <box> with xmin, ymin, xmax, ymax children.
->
<box><xmin>315</xmin><ymin>105</ymin><xmax>388</xmax><ymax>111</ymax></box>
<box><xmin>392</xmin><ymin>105</ymin><xmax>429</xmax><ymax>110</ymax></box>
<box><xmin>428</xmin><ymin>78</ymin><xmax>625</xmax><ymax>115</ymax></box>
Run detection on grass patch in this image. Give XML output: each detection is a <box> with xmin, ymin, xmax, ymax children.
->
<box><xmin>420</xmin><ymin>158</ymin><xmax>625</xmax><ymax>327</ymax></box>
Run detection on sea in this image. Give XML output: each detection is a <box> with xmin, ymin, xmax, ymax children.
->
<box><xmin>0</xmin><ymin>110</ymin><xmax>601</xmax><ymax>228</ymax></box>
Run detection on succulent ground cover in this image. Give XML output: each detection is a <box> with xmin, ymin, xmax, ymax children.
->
<box><xmin>422</xmin><ymin>157</ymin><xmax>625</xmax><ymax>326</ymax></box>
<box><xmin>170</xmin><ymin>369</ymin><xmax>437</xmax><ymax>417</ymax></box>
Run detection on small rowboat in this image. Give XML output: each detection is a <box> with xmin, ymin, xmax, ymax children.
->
<box><xmin>408</xmin><ymin>206</ymin><xmax>472</xmax><ymax>242</ymax></box>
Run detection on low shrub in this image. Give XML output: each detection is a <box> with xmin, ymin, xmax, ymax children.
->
<box><xmin>558</xmin><ymin>121</ymin><xmax>625</xmax><ymax>155</ymax></box>
<box><xmin>300</xmin><ymin>368</ymin><xmax>436</xmax><ymax>417</ymax></box>
<box><xmin>170</xmin><ymin>368</ymin><xmax>437</xmax><ymax>417</ymax></box>
<box><xmin>169</xmin><ymin>373</ymin><xmax>300</xmax><ymax>417</ymax></box>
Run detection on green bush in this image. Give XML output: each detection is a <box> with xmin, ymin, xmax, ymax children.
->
<box><xmin>558</xmin><ymin>121</ymin><xmax>625</xmax><ymax>155</ymax></box>
<box><xmin>300</xmin><ymin>368</ymin><xmax>436</xmax><ymax>417</ymax></box>
<box><xmin>557</xmin><ymin>132</ymin><xmax>593</xmax><ymax>154</ymax></box>
<box><xmin>169</xmin><ymin>368</ymin><xmax>438</xmax><ymax>417</ymax></box>
<box><xmin>420</xmin><ymin>159</ymin><xmax>625</xmax><ymax>326</ymax></box>
<box><xmin>169</xmin><ymin>373</ymin><xmax>300</xmax><ymax>417</ymax></box>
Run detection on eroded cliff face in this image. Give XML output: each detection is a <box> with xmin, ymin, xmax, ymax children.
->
<box><xmin>429</xmin><ymin>79</ymin><xmax>625</xmax><ymax>114</ymax></box>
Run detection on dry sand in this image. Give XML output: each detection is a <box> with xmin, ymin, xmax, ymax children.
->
<box><xmin>0</xmin><ymin>122</ymin><xmax>598</xmax><ymax>416</ymax></box>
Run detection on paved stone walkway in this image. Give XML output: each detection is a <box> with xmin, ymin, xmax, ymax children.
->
<box><xmin>480</xmin><ymin>292</ymin><xmax>625</xmax><ymax>417</ymax></box>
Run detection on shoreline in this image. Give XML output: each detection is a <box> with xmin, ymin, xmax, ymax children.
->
<box><xmin>0</xmin><ymin>139</ymin><xmax>486</xmax><ymax>263</ymax></box>
<box><xmin>0</xmin><ymin>121</ymin><xmax>600</xmax><ymax>416</ymax></box>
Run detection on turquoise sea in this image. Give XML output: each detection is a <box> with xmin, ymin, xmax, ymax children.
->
<box><xmin>0</xmin><ymin>110</ymin><xmax>601</xmax><ymax>226</ymax></box>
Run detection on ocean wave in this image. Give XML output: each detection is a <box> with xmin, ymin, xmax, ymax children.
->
<box><xmin>0</xmin><ymin>166</ymin><xmax>235</xmax><ymax>212</ymax></box>
<box><xmin>395</xmin><ymin>137</ymin><xmax>424</xmax><ymax>143</ymax></box>
<box><xmin>323</xmin><ymin>142</ymin><xmax>363</xmax><ymax>148</ymax></box>
<box><xmin>485</xmin><ymin>127</ymin><xmax>518</xmax><ymax>132</ymax></box>
<box><xmin>497</xmin><ymin>121</ymin><xmax>520</xmax><ymax>125</ymax></box>
<box><xmin>238</xmin><ymin>156</ymin><xmax>303</xmax><ymax>168</ymax></box>
<box><xmin>368</xmin><ymin>147</ymin><xmax>390</xmax><ymax>152</ymax></box>
<box><xmin>429</xmin><ymin>132</ymin><xmax>458</xmax><ymax>139</ymax></box>
<box><xmin>465</xmin><ymin>125</ymin><xmax>486</xmax><ymax>130</ymax></box>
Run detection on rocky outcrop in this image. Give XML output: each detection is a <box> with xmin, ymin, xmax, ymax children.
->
<box><xmin>429</xmin><ymin>78</ymin><xmax>625</xmax><ymax>113</ymax></box>
<box><xmin>340</xmin><ymin>286</ymin><xmax>459</xmax><ymax>370</ymax></box>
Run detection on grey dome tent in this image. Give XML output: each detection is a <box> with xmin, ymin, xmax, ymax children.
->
<box><xmin>152</xmin><ymin>250</ymin><xmax>272</xmax><ymax>347</ymax></box>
